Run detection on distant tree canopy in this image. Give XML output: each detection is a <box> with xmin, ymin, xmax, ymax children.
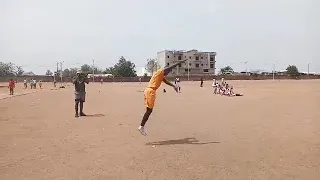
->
<box><xmin>80</xmin><ymin>64</ymin><xmax>103</xmax><ymax>75</ymax></box>
<box><xmin>62</xmin><ymin>68</ymin><xmax>78</xmax><ymax>78</ymax></box>
<box><xmin>145</xmin><ymin>58</ymin><xmax>161</xmax><ymax>75</ymax></box>
<box><xmin>0</xmin><ymin>62</ymin><xmax>24</xmax><ymax>76</ymax></box>
<box><xmin>286</xmin><ymin>65</ymin><xmax>299</xmax><ymax>77</ymax></box>
<box><xmin>45</xmin><ymin>70</ymin><xmax>53</xmax><ymax>76</ymax></box>
<box><xmin>220</xmin><ymin>66</ymin><xmax>234</xmax><ymax>74</ymax></box>
<box><xmin>105</xmin><ymin>56</ymin><xmax>137</xmax><ymax>77</ymax></box>
<box><xmin>80</xmin><ymin>64</ymin><xmax>92</xmax><ymax>75</ymax></box>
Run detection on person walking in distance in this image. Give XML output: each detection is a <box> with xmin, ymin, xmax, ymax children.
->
<box><xmin>8</xmin><ymin>79</ymin><xmax>15</xmax><ymax>95</ymax></box>
<box><xmin>138</xmin><ymin>59</ymin><xmax>187</xmax><ymax>136</ymax></box>
<box><xmin>73</xmin><ymin>71</ymin><xmax>89</xmax><ymax>117</ymax></box>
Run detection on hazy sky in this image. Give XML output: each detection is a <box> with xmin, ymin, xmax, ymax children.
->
<box><xmin>1</xmin><ymin>0</ymin><xmax>319</xmax><ymax>74</ymax></box>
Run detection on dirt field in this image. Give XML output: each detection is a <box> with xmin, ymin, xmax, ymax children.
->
<box><xmin>0</xmin><ymin>80</ymin><xmax>319</xmax><ymax>180</ymax></box>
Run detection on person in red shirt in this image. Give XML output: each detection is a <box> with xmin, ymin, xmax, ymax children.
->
<box><xmin>9</xmin><ymin>79</ymin><xmax>15</xmax><ymax>95</ymax></box>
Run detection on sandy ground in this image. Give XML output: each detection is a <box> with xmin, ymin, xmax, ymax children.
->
<box><xmin>0</xmin><ymin>80</ymin><xmax>319</xmax><ymax>180</ymax></box>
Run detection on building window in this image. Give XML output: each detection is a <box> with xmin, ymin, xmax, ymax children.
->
<box><xmin>210</xmin><ymin>57</ymin><xmax>214</xmax><ymax>61</ymax></box>
<box><xmin>195</xmin><ymin>56</ymin><xmax>199</xmax><ymax>60</ymax></box>
<box><xmin>178</xmin><ymin>56</ymin><xmax>182</xmax><ymax>60</ymax></box>
<box><xmin>178</xmin><ymin>64</ymin><xmax>181</xmax><ymax>67</ymax></box>
<box><xmin>195</xmin><ymin>64</ymin><xmax>199</xmax><ymax>67</ymax></box>
<box><xmin>185</xmin><ymin>69</ymin><xmax>190</xmax><ymax>72</ymax></box>
<box><xmin>201</xmin><ymin>57</ymin><xmax>203</xmax><ymax>59</ymax></box>
<box><xmin>167</xmin><ymin>63</ymin><xmax>169</xmax><ymax>66</ymax></box>
<box><xmin>201</xmin><ymin>64</ymin><xmax>203</xmax><ymax>66</ymax></box>
<box><xmin>167</xmin><ymin>55</ymin><xmax>170</xmax><ymax>58</ymax></box>
<box><xmin>203</xmin><ymin>69</ymin><xmax>209</xmax><ymax>72</ymax></box>
<box><xmin>189</xmin><ymin>56</ymin><xmax>191</xmax><ymax>59</ymax></box>
<box><xmin>210</xmin><ymin>64</ymin><xmax>214</xmax><ymax>68</ymax></box>
<box><xmin>189</xmin><ymin>63</ymin><xmax>191</xmax><ymax>66</ymax></box>
<box><xmin>185</xmin><ymin>56</ymin><xmax>186</xmax><ymax>58</ymax></box>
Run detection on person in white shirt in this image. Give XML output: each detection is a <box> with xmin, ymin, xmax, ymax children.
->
<box><xmin>212</xmin><ymin>79</ymin><xmax>218</xmax><ymax>94</ymax></box>
<box><xmin>174</xmin><ymin>77</ymin><xmax>181</xmax><ymax>93</ymax></box>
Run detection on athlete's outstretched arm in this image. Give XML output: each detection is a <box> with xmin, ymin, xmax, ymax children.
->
<box><xmin>163</xmin><ymin>78</ymin><xmax>178</xmax><ymax>92</ymax></box>
<box><xmin>163</xmin><ymin>59</ymin><xmax>188</xmax><ymax>74</ymax></box>
<box><xmin>163</xmin><ymin>78</ymin><xmax>175</xmax><ymax>87</ymax></box>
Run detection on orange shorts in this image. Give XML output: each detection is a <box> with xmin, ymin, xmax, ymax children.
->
<box><xmin>144</xmin><ymin>88</ymin><xmax>156</xmax><ymax>109</ymax></box>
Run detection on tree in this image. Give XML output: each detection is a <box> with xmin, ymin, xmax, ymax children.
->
<box><xmin>110</xmin><ymin>56</ymin><xmax>137</xmax><ymax>77</ymax></box>
<box><xmin>143</xmin><ymin>73</ymin><xmax>148</xmax><ymax>78</ymax></box>
<box><xmin>81</xmin><ymin>64</ymin><xmax>93</xmax><ymax>75</ymax></box>
<box><xmin>62</xmin><ymin>69</ymin><xmax>70</xmax><ymax>77</ymax></box>
<box><xmin>45</xmin><ymin>70</ymin><xmax>53</xmax><ymax>76</ymax></box>
<box><xmin>145</xmin><ymin>58</ymin><xmax>161</xmax><ymax>75</ymax></box>
<box><xmin>0</xmin><ymin>62</ymin><xmax>15</xmax><ymax>76</ymax></box>
<box><xmin>69</xmin><ymin>68</ymin><xmax>78</xmax><ymax>78</ymax></box>
<box><xmin>286</xmin><ymin>65</ymin><xmax>299</xmax><ymax>77</ymax></box>
<box><xmin>15</xmin><ymin>66</ymin><xmax>24</xmax><ymax>76</ymax></box>
<box><xmin>220</xmin><ymin>66</ymin><xmax>234</xmax><ymax>74</ymax></box>
<box><xmin>103</xmin><ymin>67</ymin><xmax>114</xmax><ymax>74</ymax></box>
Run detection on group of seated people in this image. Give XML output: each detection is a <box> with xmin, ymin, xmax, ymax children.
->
<box><xmin>212</xmin><ymin>79</ymin><xmax>243</xmax><ymax>97</ymax></box>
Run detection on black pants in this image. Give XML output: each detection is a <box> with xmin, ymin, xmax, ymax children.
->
<box><xmin>9</xmin><ymin>88</ymin><xmax>14</xmax><ymax>95</ymax></box>
<box><xmin>75</xmin><ymin>100</ymin><xmax>84</xmax><ymax>114</ymax></box>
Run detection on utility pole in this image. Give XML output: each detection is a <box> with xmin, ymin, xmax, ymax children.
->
<box><xmin>243</xmin><ymin>61</ymin><xmax>248</xmax><ymax>75</ymax></box>
<box><xmin>187</xmin><ymin>60</ymin><xmax>190</xmax><ymax>81</ymax></box>
<box><xmin>54</xmin><ymin>62</ymin><xmax>59</xmax><ymax>82</ymax></box>
<box><xmin>60</xmin><ymin>61</ymin><xmax>64</xmax><ymax>82</ymax></box>
<box><xmin>92</xmin><ymin>59</ymin><xmax>95</xmax><ymax>82</ymax></box>
<box><xmin>272</xmin><ymin>61</ymin><xmax>280</xmax><ymax>81</ymax></box>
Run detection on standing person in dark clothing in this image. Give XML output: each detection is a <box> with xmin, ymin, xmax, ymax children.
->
<box><xmin>200</xmin><ymin>77</ymin><xmax>203</xmax><ymax>87</ymax></box>
<box><xmin>73</xmin><ymin>71</ymin><xmax>89</xmax><ymax>117</ymax></box>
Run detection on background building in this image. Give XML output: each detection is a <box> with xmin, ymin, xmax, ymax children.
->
<box><xmin>157</xmin><ymin>49</ymin><xmax>216</xmax><ymax>76</ymax></box>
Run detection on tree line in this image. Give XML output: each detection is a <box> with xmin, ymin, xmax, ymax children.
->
<box><xmin>218</xmin><ymin>65</ymin><xmax>300</xmax><ymax>76</ymax></box>
<box><xmin>1</xmin><ymin>58</ymin><xmax>301</xmax><ymax>78</ymax></box>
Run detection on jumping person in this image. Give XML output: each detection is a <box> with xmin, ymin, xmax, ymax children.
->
<box><xmin>73</xmin><ymin>71</ymin><xmax>89</xmax><ymax>117</ymax></box>
<box><xmin>8</xmin><ymin>79</ymin><xmax>15</xmax><ymax>95</ymax></box>
<box><xmin>138</xmin><ymin>59</ymin><xmax>187</xmax><ymax>136</ymax></box>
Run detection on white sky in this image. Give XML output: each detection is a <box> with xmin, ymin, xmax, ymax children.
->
<box><xmin>1</xmin><ymin>0</ymin><xmax>319</xmax><ymax>74</ymax></box>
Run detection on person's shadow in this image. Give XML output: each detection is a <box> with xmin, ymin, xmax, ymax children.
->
<box><xmin>145</xmin><ymin>137</ymin><xmax>220</xmax><ymax>146</ymax></box>
<box><xmin>85</xmin><ymin>114</ymin><xmax>105</xmax><ymax>117</ymax></box>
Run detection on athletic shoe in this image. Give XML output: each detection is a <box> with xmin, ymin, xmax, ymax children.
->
<box><xmin>75</xmin><ymin>113</ymin><xmax>79</xmax><ymax>118</ymax></box>
<box><xmin>138</xmin><ymin>126</ymin><xmax>147</xmax><ymax>136</ymax></box>
<box><xmin>80</xmin><ymin>112</ymin><xmax>87</xmax><ymax>116</ymax></box>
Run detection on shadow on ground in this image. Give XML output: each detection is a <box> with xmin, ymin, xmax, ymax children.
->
<box><xmin>85</xmin><ymin>114</ymin><xmax>105</xmax><ymax>117</ymax></box>
<box><xmin>145</xmin><ymin>137</ymin><xmax>220</xmax><ymax>146</ymax></box>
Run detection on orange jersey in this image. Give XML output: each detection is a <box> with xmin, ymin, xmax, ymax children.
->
<box><xmin>147</xmin><ymin>69</ymin><xmax>164</xmax><ymax>90</ymax></box>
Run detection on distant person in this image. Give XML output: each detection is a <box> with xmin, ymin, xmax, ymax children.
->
<box><xmin>229</xmin><ymin>86</ymin><xmax>243</xmax><ymax>97</ymax></box>
<box><xmin>200</xmin><ymin>77</ymin><xmax>204</xmax><ymax>87</ymax></box>
<box><xmin>73</xmin><ymin>71</ymin><xmax>89</xmax><ymax>117</ymax></box>
<box><xmin>100</xmin><ymin>78</ymin><xmax>103</xmax><ymax>84</ymax></box>
<box><xmin>138</xmin><ymin>60</ymin><xmax>186</xmax><ymax>136</ymax></box>
<box><xmin>23</xmin><ymin>79</ymin><xmax>27</xmax><ymax>89</ymax></box>
<box><xmin>174</xmin><ymin>77</ymin><xmax>181</xmax><ymax>93</ymax></box>
<box><xmin>33</xmin><ymin>79</ymin><xmax>37</xmax><ymax>89</ymax></box>
<box><xmin>212</xmin><ymin>79</ymin><xmax>219</xmax><ymax>94</ymax></box>
<box><xmin>139</xmin><ymin>77</ymin><xmax>142</xmax><ymax>84</ymax></box>
<box><xmin>8</xmin><ymin>79</ymin><xmax>15</xmax><ymax>95</ymax></box>
<box><xmin>53</xmin><ymin>80</ymin><xmax>57</xmax><ymax>87</ymax></box>
<box><xmin>39</xmin><ymin>80</ymin><xmax>43</xmax><ymax>89</ymax></box>
<box><xmin>30</xmin><ymin>79</ymin><xmax>34</xmax><ymax>89</ymax></box>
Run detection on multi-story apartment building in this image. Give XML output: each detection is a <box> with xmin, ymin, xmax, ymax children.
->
<box><xmin>157</xmin><ymin>49</ymin><xmax>216</xmax><ymax>76</ymax></box>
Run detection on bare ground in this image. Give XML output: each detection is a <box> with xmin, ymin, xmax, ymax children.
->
<box><xmin>0</xmin><ymin>80</ymin><xmax>319</xmax><ymax>180</ymax></box>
